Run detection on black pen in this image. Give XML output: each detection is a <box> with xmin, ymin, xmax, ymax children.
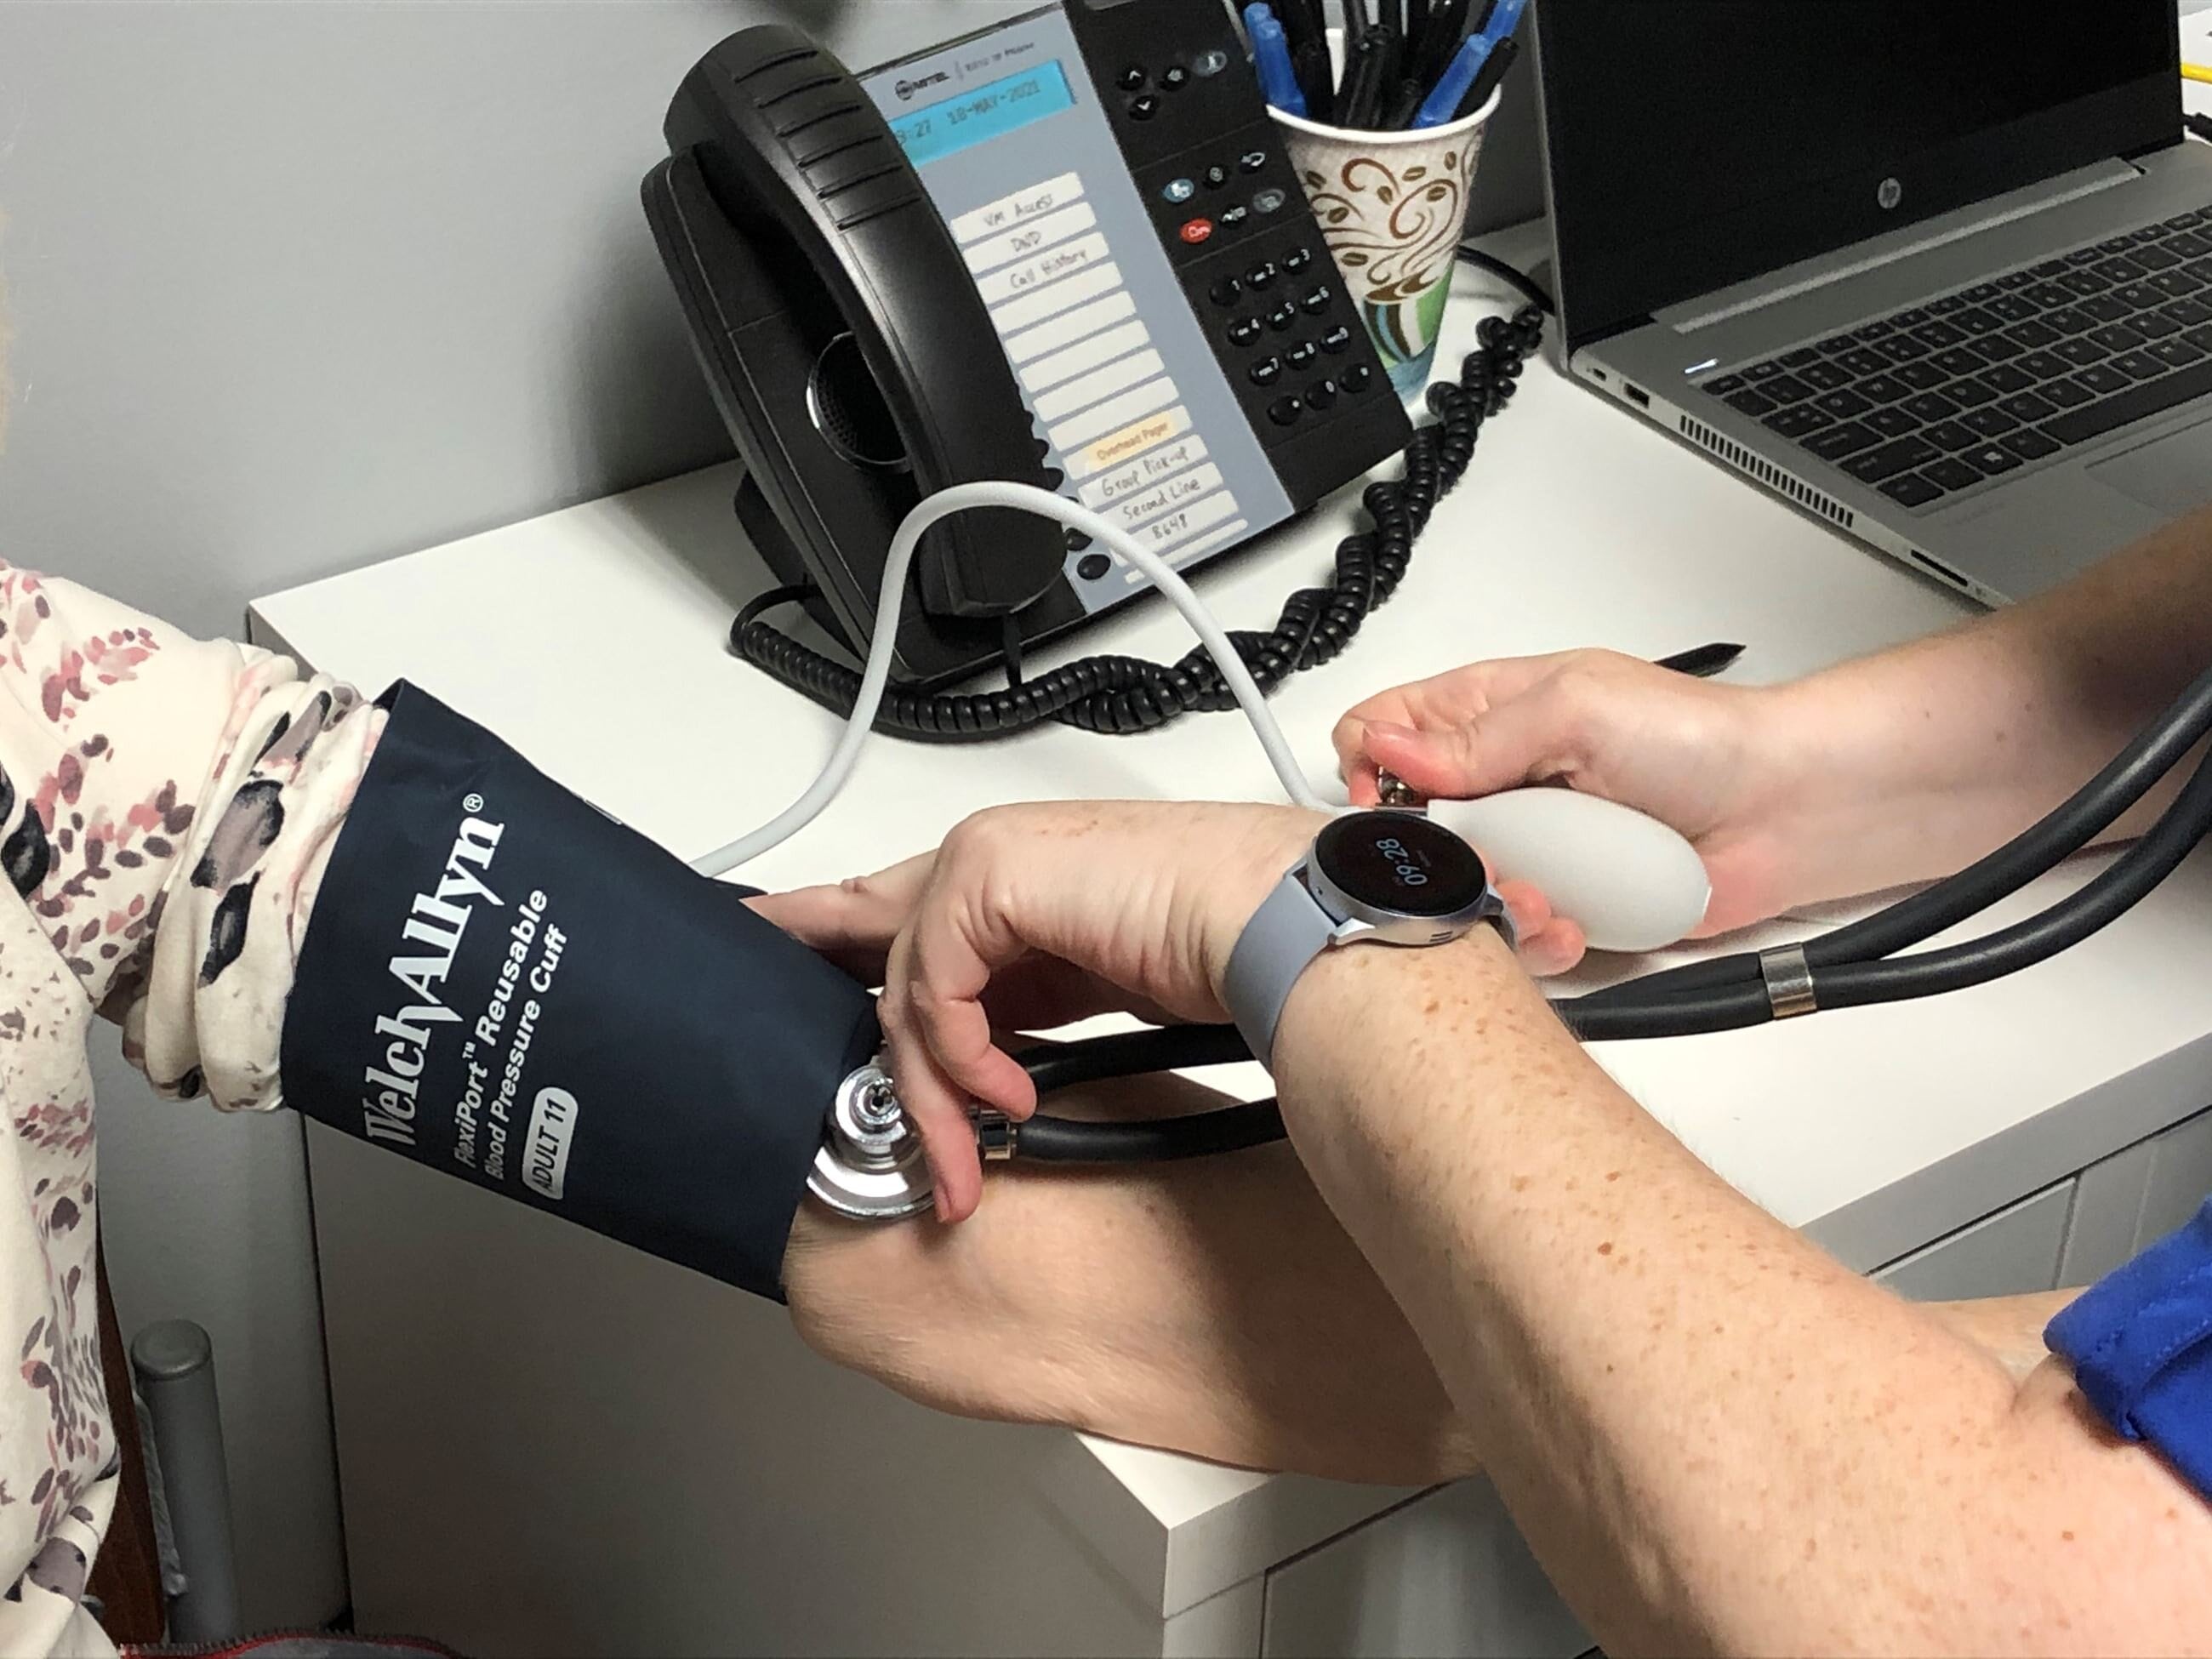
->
<box><xmin>1295</xmin><ymin>36</ymin><xmax>1338</xmax><ymax>123</ymax></box>
<box><xmin>1337</xmin><ymin>0</ymin><xmax>1373</xmax><ymax>111</ymax></box>
<box><xmin>1655</xmin><ymin>642</ymin><xmax>1746</xmax><ymax>679</ymax></box>
<box><xmin>1383</xmin><ymin>74</ymin><xmax>1430</xmax><ymax>129</ymax></box>
<box><xmin>1409</xmin><ymin>0</ymin><xmax>1471</xmax><ymax>89</ymax></box>
<box><xmin>1280</xmin><ymin>0</ymin><xmax>1334</xmax><ymax>117</ymax></box>
<box><xmin>1339</xmin><ymin>28</ymin><xmax>1384</xmax><ymax>127</ymax></box>
<box><xmin>1457</xmin><ymin>31</ymin><xmax>1519</xmax><ymax>116</ymax></box>
<box><xmin>1367</xmin><ymin>26</ymin><xmax>1406</xmax><ymax>127</ymax></box>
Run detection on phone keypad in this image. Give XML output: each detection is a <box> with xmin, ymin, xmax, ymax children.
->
<box><xmin>1204</xmin><ymin>235</ymin><xmax>1374</xmax><ymax>428</ymax></box>
<box><xmin>1143</xmin><ymin>105</ymin><xmax>1381</xmax><ymax>435</ymax></box>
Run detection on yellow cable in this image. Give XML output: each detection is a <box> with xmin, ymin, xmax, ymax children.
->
<box><xmin>2186</xmin><ymin>62</ymin><xmax>2212</xmax><ymax>86</ymax></box>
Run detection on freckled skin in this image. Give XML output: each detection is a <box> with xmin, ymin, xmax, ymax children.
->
<box><xmin>1270</xmin><ymin>930</ymin><xmax>2212</xmax><ymax>1656</ymax></box>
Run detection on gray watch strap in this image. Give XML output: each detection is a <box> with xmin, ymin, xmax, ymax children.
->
<box><xmin>1223</xmin><ymin>869</ymin><xmax>1340</xmax><ymax>1069</ymax></box>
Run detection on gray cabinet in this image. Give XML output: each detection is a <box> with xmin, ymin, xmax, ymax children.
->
<box><xmin>1874</xmin><ymin>1181</ymin><xmax>2073</xmax><ymax>1301</ymax></box>
<box><xmin>1262</xmin><ymin>1481</ymin><xmax>1590</xmax><ymax>1659</ymax></box>
<box><xmin>2061</xmin><ymin>1106</ymin><xmax>2212</xmax><ymax>1287</ymax></box>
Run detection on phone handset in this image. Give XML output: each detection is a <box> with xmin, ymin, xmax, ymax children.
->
<box><xmin>665</xmin><ymin>26</ymin><xmax>1064</xmax><ymax>620</ymax></box>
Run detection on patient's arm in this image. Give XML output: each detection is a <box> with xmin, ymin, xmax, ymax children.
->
<box><xmin>780</xmin><ymin>1069</ymin><xmax>1476</xmax><ymax>1487</ymax></box>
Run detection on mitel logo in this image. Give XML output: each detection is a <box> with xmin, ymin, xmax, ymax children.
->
<box><xmin>895</xmin><ymin>70</ymin><xmax>950</xmax><ymax>100</ymax></box>
<box><xmin>1878</xmin><ymin>177</ymin><xmax>1904</xmax><ymax>211</ymax></box>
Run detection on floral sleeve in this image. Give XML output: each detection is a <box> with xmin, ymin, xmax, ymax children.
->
<box><xmin>0</xmin><ymin>562</ymin><xmax>379</xmax><ymax>1654</ymax></box>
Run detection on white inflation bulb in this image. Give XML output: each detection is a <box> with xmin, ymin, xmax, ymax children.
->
<box><xmin>1428</xmin><ymin>789</ymin><xmax>1712</xmax><ymax>954</ymax></box>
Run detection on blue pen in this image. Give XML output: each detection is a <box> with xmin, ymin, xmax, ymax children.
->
<box><xmin>1478</xmin><ymin>0</ymin><xmax>1527</xmax><ymax>47</ymax></box>
<box><xmin>1411</xmin><ymin>30</ymin><xmax>1493</xmax><ymax>127</ymax></box>
<box><xmin>1244</xmin><ymin>3</ymin><xmax>1308</xmax><ymax>117</ymax></box>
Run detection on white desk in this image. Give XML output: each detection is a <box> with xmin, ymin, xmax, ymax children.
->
<box><xmin>253</xmin><ymin>101</ymin><xmax>2212</xmax><ymax>1656</ymax></box>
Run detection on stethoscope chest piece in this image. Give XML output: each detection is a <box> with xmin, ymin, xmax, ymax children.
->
<box><xmin>807</xmin><ymin>1059</ymin><xmax>936</xmax><ymax>1222</ymax></box>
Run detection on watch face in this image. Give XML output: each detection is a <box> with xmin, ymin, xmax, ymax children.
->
<box><xmin>1314</xmin><ymin>812</ymin><xmax>1490</xmax><ymax>920</ymax></box>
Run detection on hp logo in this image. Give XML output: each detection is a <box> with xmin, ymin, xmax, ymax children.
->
<box><xmin>1878</xmin><ymin>177</ymin><xmax>1904</xmax><ymax>212</ymax></box>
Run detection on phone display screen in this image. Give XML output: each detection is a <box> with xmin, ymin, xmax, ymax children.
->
<box><xmin>889</xmin><ymin>60</ymin><xmax>1079</xmax><ymax>168</ymax></box>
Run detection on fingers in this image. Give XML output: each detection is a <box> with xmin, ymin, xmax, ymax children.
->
<box><xmin>875</xmin><ymin>926</ymin><xmax>989</xmax><ymax>1224</ymax></box>
<box><xmin>745</xmin><ymin>854</ymin><xmax>936</xmax><ymax>984</ymax></box>
<box><xmin>1345</xmin><ymin>757</ymin><xmax>1384</xmax><ymax>807</ymax></box>
<box><xmin>1332</xmin><ymin>658</ymin><xmax>1538</xmax><ymax>784</ymax></box>
<box><xmin>900</xmin><ymin>849</ymin><xmax>1040</xmax><ymax>1121</ymax></box>
<box><xmin>1518</xmin><ymin>915</ymin><xmax>1588</xmax><ymax>978</ymax></box>
<box><xmin>1497</xmin><ymin>877</ymin><xmax>1587</xmax><ymax>977</ymax></box>
<box><xmin>1333</xmin><ymin>655</ymin><xmax>1591</xmax><ymax>802</ymax></box>
<box><xmin>1360</xmin><ymin>690</ymin><xmax>1574</xmax><ymax>801</ymax></box>
<box><xmin>872</xmin><ymin>825</ymin><xmax>1050</xmax><ymax>1226</ymax></box>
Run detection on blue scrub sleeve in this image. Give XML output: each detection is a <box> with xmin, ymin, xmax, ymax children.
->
<box><xmin>2045</xmin><ymin>1197</ymin><xmax>2212</xmax><ymax>1499</ymax></box>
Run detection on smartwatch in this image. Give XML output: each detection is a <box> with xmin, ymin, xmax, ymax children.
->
<box><xmin>1223</xmin><ymin>810</ymin><xmax>1514</xmax><ymax>1067</ymax></box>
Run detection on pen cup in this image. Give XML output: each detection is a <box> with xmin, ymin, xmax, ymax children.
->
<box><xmin>1269</xmin><ymin>54</ymin><xmax>1503</xmax><ymax>396</ymax></box>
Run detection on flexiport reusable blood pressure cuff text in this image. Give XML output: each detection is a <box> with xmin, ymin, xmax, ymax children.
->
<box><xmin>280</xmin><ymin>682</ymin><xmax>881</xmax><ymax>1302</ymax></box>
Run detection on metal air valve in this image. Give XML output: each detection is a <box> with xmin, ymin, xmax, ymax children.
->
<box><xmin>807</xmin><ymin>1058</ymin><xmax>1018</xmax><ymax>1222</ymax></box>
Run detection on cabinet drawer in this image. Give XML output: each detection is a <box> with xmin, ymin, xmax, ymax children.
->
<box><xmin>1873</xmin><ymin>1180</ymin><xmax>2072</xmax><ymax>1302</ymax></box>
<box><xmin>1262</xmin><ymin>1479</ymin><xmax>1590</xmax><ymax>1659</ymax></box>
<box><xmin>2062</xmin><ymin>1104</ymin><xmax>2212</xmax><ymax>1286</ymax></box>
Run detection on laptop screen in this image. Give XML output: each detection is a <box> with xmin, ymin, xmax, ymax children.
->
<box><xmin>1537</xmin><ymin>3</ymin><xmax>2184</xmax><ymax>349</ymax></box>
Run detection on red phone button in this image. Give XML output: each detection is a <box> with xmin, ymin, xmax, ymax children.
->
<box><xmin>1179</xmin><ymin>218</ymin><xmax>1215</xmax><ymax>245</ymax></box>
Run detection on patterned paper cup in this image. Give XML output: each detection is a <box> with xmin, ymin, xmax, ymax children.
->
<box><xmin>1271</xmin><ymin>81</ymin><xmax>1503</xmax><ymax>395</ymax></box>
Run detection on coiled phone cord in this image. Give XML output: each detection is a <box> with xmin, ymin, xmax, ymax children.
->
<box><xmin>729</xmin><ymin>308</ymin><xmax>1547</xmax><ymax>743</ymax></box>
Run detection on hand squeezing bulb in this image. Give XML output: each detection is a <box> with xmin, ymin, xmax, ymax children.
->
<box><xmin>1423</xmin><ymin>790</ymin><xmax>1711</xmax><ymax>954</ymax></box>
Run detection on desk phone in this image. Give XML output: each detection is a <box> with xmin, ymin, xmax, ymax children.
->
<box><xmin>645</xmin><ymin>0</ymin><xmax>1411</xmax><ymax>687</ymax></box>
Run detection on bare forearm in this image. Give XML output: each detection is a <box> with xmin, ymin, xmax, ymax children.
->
<box><xmin>1923</xmin><ymin>1290</ymin><xmax>2082</xmax><ymax>1385</ymax></box>
<box><xmin>781</xmin><ymin>1071</ymin><xmax>1475</xmax><ymax>1486</ymax></box>
<box><xmin>1761</xmin><ymin>505</ymin><xmax>2212</xmax><ymax>904</ymax></box>
<box><xmin>1273</xmin><ymin>937</ymin><xmax>2212</xmax><ymax>1655</ymax></box>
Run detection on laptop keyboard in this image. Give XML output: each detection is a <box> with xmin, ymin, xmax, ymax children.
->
<box><xmin>1697</xmin><ymin>208</ymin><xmax>2212</xmax><ymax>511</ymax></box>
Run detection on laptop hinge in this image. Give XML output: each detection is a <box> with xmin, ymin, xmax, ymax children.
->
<box><xmin>1657</xmin><ymin>158</ymin><xmax>2142</xmax><ymax>335</ymax></box>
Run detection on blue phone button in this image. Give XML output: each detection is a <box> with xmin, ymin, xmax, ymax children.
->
<box><xmin>1163</xmin><ymin>177</ymin><xmax>1198</xmax><ymax>205</ymax></box>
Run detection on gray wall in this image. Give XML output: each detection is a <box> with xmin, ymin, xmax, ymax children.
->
<box><xmin>0</xmin><ymin>0</ymin><xmax>1031</xmax><ymax>1631</ymax></box>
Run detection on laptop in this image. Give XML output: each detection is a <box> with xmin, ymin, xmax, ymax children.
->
<box><xmin>1533</xmin><ymin>2</ymin><xmax>2212</xmax><ymax>605</ymax></box>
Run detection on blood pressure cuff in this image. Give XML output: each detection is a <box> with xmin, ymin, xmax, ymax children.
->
<box><xmin>280</xmin><ymin>681</ymin><xmax>881</xmax><ymax>1302</ymax></box>
<box><xmin>2044</xmin><ymin>1196</ymin><xmax>2212</xmax><ymax>1502</ymax></box>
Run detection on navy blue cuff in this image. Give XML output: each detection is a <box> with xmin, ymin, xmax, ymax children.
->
<box><xmin>281</xmin><ymin>681</ymin><xmax>880</xmax><ymax>1302</ymax></box>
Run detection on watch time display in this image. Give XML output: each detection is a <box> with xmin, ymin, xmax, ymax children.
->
<box><xmin>1314</xmin><ymin>811</ymin><xmax>1490</xmax><ymax>919</ymax></box>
